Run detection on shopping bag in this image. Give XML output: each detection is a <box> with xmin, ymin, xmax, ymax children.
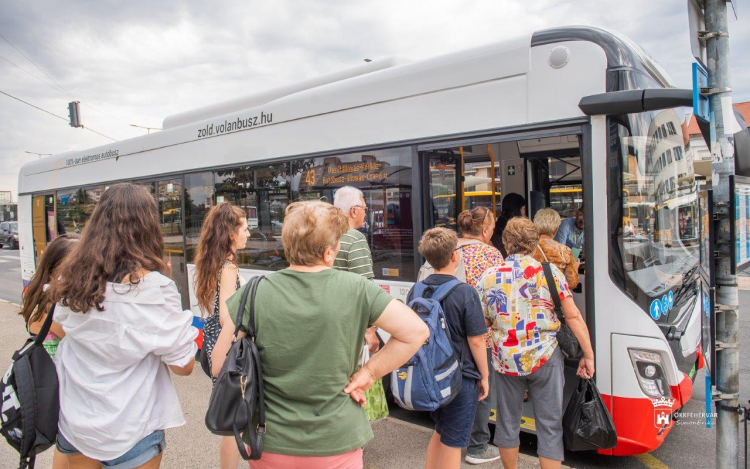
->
<box><xmin>562</xmin><ymin>378</ymin><xmax>617</xmax><ymax>451</ymax></box>
<box><xmin>364</xmin><ymin>378</ymin><xmax>390</xmax><ymax>422</ymax></box>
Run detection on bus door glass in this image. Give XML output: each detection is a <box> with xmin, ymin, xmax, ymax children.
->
<box><xmin>423</xmin><ymin>144</ymin><xmax>502</xmax><ymax>230</ymax></box>
<box><xmin>32</xmin><ymin>194</ymin><xmax>55</xmax><ymax>262</ymax></box>
<box><xmin>157</xmin><ymin>178</ymin><xmax>189</xmax><ymax>310</ymax></box>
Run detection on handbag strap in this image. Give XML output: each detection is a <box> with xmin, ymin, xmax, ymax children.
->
<box><xmin>232</xmin><ymin>342</ymin><xmax>266</xmax><ymax>460</ymax></box>
<box><xmin>541</xmin><ymin>262</ymin><xmax>565</xmax><ymax>324</ymax></box>
<box><xmin>233</xmin><ymin>276</ymin><xmax>263</xmax><ymax>339</ymax></box>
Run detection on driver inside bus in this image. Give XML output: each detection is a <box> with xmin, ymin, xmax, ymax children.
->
<box><xmin>554</xmin><ymin>204</ymin><xmax>584</xmax><ymax>259</ymax></box>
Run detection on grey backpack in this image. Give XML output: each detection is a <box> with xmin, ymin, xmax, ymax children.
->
<box><xmin>417</xmin><ymin>239</ymin><xmax>484</xmax><ymax>282</ymax></box>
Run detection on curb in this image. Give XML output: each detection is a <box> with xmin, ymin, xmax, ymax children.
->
<box><xmin>0</xmin><ymin>299</ymin><xmax>20</xmax><ymax>307</ymax></box>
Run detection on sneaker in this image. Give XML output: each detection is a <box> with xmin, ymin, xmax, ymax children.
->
<box><xmin>465</xmin><ymin>446</ymin><xmax>501</xmax><ymax>465</ymax></box>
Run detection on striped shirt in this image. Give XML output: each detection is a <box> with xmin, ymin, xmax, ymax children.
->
<box><xmin>334</xmin><ymin>229</ymin><xmax>375</xmax><ymax>279</ymax></box>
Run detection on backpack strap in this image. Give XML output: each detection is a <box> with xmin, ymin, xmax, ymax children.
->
<box><xmin>541</xmin><ymin>262</ymin><xmax>565</xmax><ymax>324</ymax></box>
<box><xmin>33</xmin><ymin>304</ymin><xmax>56</xmax><ymax>347</ymax></box>
<box><xmin>430</xmin><ymin>278</ymin><xmax>463</xmax><ymax>303</ymax></box>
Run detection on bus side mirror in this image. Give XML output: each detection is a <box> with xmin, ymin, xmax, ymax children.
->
<box><xmin>578</xmin><ymin>89</ymin><xmax>693</xmax><ymax>116</ymax></box>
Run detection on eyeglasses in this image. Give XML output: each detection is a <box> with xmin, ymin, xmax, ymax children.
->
<box><xmin>354</xmin><ymin>205</ymin><xmax>369</xmax><ymax>213</ymax></box>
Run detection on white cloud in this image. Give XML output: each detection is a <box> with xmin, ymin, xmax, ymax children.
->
<box><xmin>1</xmin><ymin>0</ymin><xmax>748</xmax><ymax>201</ymax></box>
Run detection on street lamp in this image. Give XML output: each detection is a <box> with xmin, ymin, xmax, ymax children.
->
<box><xmin>130</xmin><ymin>124</ymin><xmax>162</xmax><ymax>134</ymax></box>
<box><xmin>24</xmin><ymin>151</ymin><xmax>52</xmax><ymax>160</ymax></box>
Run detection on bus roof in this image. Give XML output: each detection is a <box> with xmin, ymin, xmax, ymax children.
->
<box><xmin>18</xmin><ymin>26</ymin><xmax>670</xmax><ymax>195</ymax></box>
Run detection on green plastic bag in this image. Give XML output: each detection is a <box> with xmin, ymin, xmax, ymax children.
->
<box><xmin>365</xmin><ymin>378</ymin><xmax>389</xmax><ymax>422</ymax></box>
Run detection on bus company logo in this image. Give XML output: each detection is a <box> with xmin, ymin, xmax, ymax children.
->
<box><xmin>652</xmin><ymin>397</ymin><xmax>676</xmax><ymax>428</ymax></box>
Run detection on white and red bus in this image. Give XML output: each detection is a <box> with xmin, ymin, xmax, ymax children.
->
<box><xmin>17</xmin><ymin>26</ymin><xmax>723</xmax><ymax>455</ymax></box>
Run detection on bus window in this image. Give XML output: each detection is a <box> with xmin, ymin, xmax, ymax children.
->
<box><xmin>184</xmin><ymin>171</ymin><xmax>215</xmax><ymax>263</ymax></box>
<box><xmin>215</xmin><ymin>163</ymin><xmax>290</xmax><ymax>272</ymax></box>
<box><xmin>294</xmin><ymin>148</ymin><xmax>414</xmax><ymax>280</ymax></box>
<box><xmin>158</xmin><ymin>179</ymin><xmax>190</xmax><ymax>310</ymax></box>
<box><xmin>608</xmin><ymin>107</ymin><xmax>699</xmax><ymax>315</ymax></box>
<box><xmin>56</xmin><ymin>186</ymin><xmax>104</xmax><ymax>235</ymax></box>
<box><xmin>424</xmin><ymin>144</ymin><xmax>502</xmax><ymax>231</ymax></box>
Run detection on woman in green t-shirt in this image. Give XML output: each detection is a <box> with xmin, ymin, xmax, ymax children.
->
<box><xmin>212</xmin><ymin>200</ymin><xmax>428</xmax><ymax>468</ymax></box>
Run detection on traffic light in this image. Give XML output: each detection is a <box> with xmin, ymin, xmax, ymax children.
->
<box><xmin>68</xmin><ymin>101</ymin><xmax>82</xmax><ymax>128</ymax></box>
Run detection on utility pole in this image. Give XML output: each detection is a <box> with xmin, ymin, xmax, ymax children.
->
<box><xmin>705</xmin><ymin>1</ymin><xmax>739</xmax><ymax>467</ymax></box>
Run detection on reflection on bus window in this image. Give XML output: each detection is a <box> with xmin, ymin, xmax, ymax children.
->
<box><xmin>56</xmin><ymin>186</ymin><xmax>104</xmax><ymax>235</ymax></box>
<box><xmin>293</xmin><ymin>148</ymin><xmax>414</xmax><ymax>281</ymax></box>
<box><xmin>609</xmin><ymin>107</ymin><xmax>699</xmax><ymax>309</ymax></box>
<box><xmin>215</xmin><ymin>163</ymin><xmax>289</xmax><ymax>272</ymax></box>
<box><xmin>185</xmin><ymin>172</ymin><xmax>215</xmax><ymax>263</ymax></box>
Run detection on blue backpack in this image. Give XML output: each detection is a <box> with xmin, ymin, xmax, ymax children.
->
<box><xmin>390</xmin><ymin>279</ymin><xmax>464</xmax><ymax>411</ymax></box>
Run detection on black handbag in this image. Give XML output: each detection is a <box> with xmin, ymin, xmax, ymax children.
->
<box><xmin>541</xmin><ymin>262</ymin><xmax>583</xmax><ymax>360</ymax></box>
<box><xmin>205</xmin><ymin>276</ymin><xmax>266</xmax><ymax>461</ymax></box>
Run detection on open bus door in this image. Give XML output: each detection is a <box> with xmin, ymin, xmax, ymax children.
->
<box><xmin>31</xmin><ymin>194</ymin><xmax>57</xmax><ymax>265</ymax></box>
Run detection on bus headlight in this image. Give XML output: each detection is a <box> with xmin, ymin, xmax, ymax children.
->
<box><xmin>628</xmin><ymin>349</ymin><xmax>672</xmax><ymax>398</ymax></box>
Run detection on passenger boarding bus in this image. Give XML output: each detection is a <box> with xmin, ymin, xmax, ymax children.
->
<box><xmin>18</xmin><ymin>26</ymin><xmax>738</xmax><ymax>456</ymax></box>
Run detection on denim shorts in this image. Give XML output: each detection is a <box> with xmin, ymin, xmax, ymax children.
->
<box><xmin>430</xmin><ymin>377</ymin><xmax>479</xmax><ymax>448</ymax></box>
<box><xmin>57</xmin><ymin>430</ymin><xmax>166</xmax><ymax>469</ymax></box>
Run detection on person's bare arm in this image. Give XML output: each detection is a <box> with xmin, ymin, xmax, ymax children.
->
<box><xmin>344</xmin><ymin>299</ymin><xmax>429</xmax><ymax>407</ymax></box>
<box><xmin>561</xmin><ymin>296</ymin><xmax>595</xmax><ymax>378</ymax></box>
<box><xmin>28</xmin><ymin>317</ymin><xmax>66</xmax><ymax>339</ymax></box>
<box><xmin>468</xmin><ymin>335</ymin><xmax>489</xmax><ymax>401</ymax></box>
<box><xmin>218</xmin><ymin>265</ymin><xmax>239</xmax><ymax>328</ymax></box>
<box><xmin>169</xmin><ymin>360</ymin><xmax>195</xmax><ymax>376</ymax></box>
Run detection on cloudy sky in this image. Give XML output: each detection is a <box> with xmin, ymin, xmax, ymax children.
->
<box><xmin>1</xmin><ymin>0</ymin><xmax>748</xmax><ymax>201</ymax></box>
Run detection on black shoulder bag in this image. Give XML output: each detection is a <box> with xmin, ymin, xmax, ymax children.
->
<box><xmin>541</xmin><ymin>262</ymin><xmax>583</xmax><ymax>360</ymax></box>
<box><xmin>0</xmin><ymin>305</ymin><xmax>60</xmax><ymax>469</ymax></box>
<box><xmin>205</xmin><ymin>276</ymin><xmax>266</xmax><ymax>461</ymax></box>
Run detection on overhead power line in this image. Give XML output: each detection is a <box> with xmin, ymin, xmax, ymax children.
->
<box><xmin>0</xmin><ymin>89</ymin><xmax>118</xmax><ymax>142</ymax></box>
<box><xmin>0</xmin><ymin>33</ymin><xmax>75</xmax><ymax>98</ymax></box>
<box><xmin>0</xmin><ymin>34</ymin><xmax>134</xmax><ymax>128</ymax></box>
<box><xmin>0</xmin><ymin>53</ymin><xmax>70</xmax><ymax>97</ymax></box>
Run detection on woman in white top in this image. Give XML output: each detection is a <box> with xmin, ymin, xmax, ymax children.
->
<box><xmin>193</xmin><ymin>201</ymin><xmax>249</xmax><ymax>469</ymax></box>
<box><xmin>50</xmin><ymin>183</ymin><xmax>197</xmax><ymax>469</ymax></box>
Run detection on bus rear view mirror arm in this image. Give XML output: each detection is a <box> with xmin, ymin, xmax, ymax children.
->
<box><xmin>578</xmin><ymin>89</ymin><xmax>693</xmax><ymax>116</ymax></box>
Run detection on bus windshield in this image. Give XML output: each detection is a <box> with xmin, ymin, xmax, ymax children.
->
<box><xmin>608</xmin><ymin>107</ymin><xmax>700</xmax><ymax>320</ymax></box>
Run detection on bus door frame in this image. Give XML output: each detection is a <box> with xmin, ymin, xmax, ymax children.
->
<box><xmin>415</xmin><ymin>121</ymin><xmax>595</xmax><ymax>353</ymax></box>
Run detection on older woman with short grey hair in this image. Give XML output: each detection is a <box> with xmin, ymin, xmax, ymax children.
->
<box><xmin>532</xmin><ymin>208</ymin><xmax>579</xmax><ymax>288</ymax></box>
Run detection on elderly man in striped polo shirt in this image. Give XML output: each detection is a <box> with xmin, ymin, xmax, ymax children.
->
<box><xmin>333</xmin><ymin>186</ymin><xmax>375</xmax><ymax>279</ymax></box>
<box><xmin>333</xmin><ymin>186</ymin><xmax>379</xmax><ymax>354</ymax></box>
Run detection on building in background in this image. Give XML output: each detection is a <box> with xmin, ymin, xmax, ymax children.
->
<box><xmin>689</xmin><ymin>101</ymin><xmax>750</xmax><ymax>181</ymax></box>
<box><xmin>0</xmin><ymin>191</ymin><xmax>16</xmax><ymax>221</ymax></box>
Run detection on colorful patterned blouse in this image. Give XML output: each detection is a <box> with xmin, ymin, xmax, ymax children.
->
<box><xmin>477</xmin><ymin>254</ymin><xmax>571</xmax><ymax>376</ymax></box>
<box><xmin>460</xmin><ymin>240</ymin><xmax>504</xmax><ymax>347</ymax></box>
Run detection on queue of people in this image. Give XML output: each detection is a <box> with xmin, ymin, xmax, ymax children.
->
<box><xmin>18</xmin><ymin>183</ymin><xmax>591</xmax><ymax>469</ymax></box>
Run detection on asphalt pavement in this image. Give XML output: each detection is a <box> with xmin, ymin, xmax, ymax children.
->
<box><xmin>0</xmin><ymin>247</ymin><xmax>22</xmax><ymax>304</ymax></box>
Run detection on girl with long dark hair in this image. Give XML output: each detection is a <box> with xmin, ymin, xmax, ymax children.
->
<box><xmin>193</xmin><ymin>201</ymin><xmax>249</xmax><ymax>469</ymax></box>
<box><xmin>50</xmin><ymin>183</ymin><xmax>197</xmax><ymax>469</ymax></box>
<box><xmin>20</xmin><ymin>234</ymin><xmax>78</xmax><ymax>469</ymax></box>
<box><xmin>20</xmin><ymin>234</ymin><xmax>78</xmax><ymax>358</ymax></box>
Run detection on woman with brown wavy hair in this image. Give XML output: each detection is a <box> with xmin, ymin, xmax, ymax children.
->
<box><xmin>193</xmin><ymin>201</ymin><xmax>249</xmax><ymax>469</ymax></box>
<box><xmin>50</xmin><ymin>183</ymin><xmax>197</xmax><ymax>469</ymax></box>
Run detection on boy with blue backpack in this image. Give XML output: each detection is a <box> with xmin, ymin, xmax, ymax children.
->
<box><xmin>407</xmin><ymin>228</ymin><xmax>489</xmax><ymax>469</ymax></box>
